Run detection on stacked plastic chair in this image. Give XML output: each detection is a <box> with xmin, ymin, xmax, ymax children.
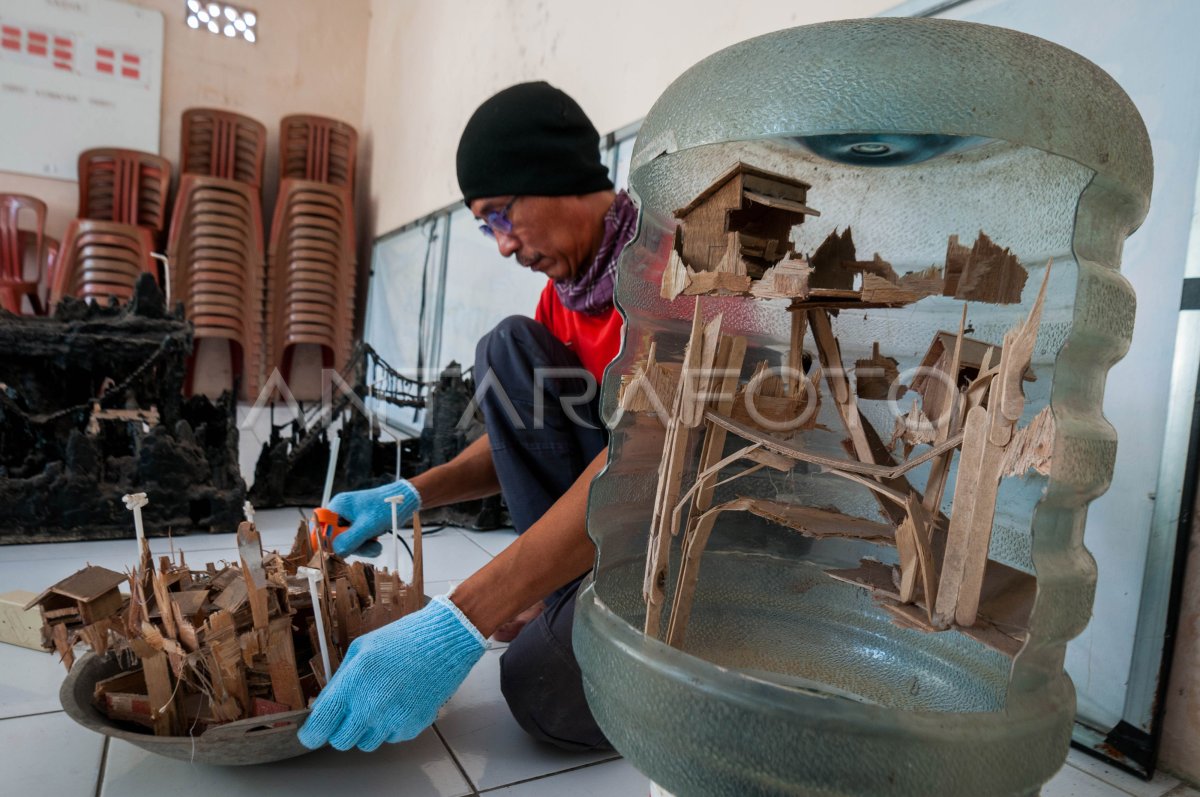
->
<box><xmin>0</xmin><ymin>193</ymin><xmax>57</xmax><ymax>314</ymax></box>
<box><xmin>280</xmin><ymin>114</ymin><xmax>356</xmax><ymax>191</ymax></box>
<box><xmin>268</xmin><ymin>114</ymin><xmax>358</xmax><ymax>382</ymax></box>
<box><xmin>49</xmin><ymin>148</ymin><xmax>169</xmax><ymax>308</ymax></box>
<box><xmin>75</xmin><ymin>148</ymin><xmax>172</xmax><ymax>237</ymax></box>
<box><xmin>181</xmin><ymin>108</ymin><xmax>268</xmax><ymax>190</ymax></box>
<box><xmin>168</xmin><ymin>108</ymin><xmax>269</xmax><ymax>398</ymax></box>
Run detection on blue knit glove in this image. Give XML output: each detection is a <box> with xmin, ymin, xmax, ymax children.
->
<box><xmin>326</xmin><ymin>479</ymin><xmax>421</xmax><ymax>557</ymax></box>
<box><xmin>298</xmin><ymin>595</ymin><xmax>486</xmax><ymax>751</ymax></box>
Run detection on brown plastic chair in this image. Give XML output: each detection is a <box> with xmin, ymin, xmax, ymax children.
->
<box><xmin>1</xmin><ymin>194</ymin><xmax>52</xmax><ymax>314</ymax></box>
<box><xmin>78</xmin><ymin>148</ymin><xmax>172</xmax><ymax>239</ymax></box>
<box><xmin>181</xmin><ymin>108</ymin><xmax>267</xmax><ymax>190</ymax></box>
<box><xmin>266</xmin><ymin>178</ymin><xmax>355</xmax><ymax>382</ymax></box>
<box><xmin>280</xmin><ymin>115</ymin><xmax>358</xmax><ymax>192</ymax></box>
<box><xmin>49</xmin><ymin>220</ymin><xmax>156</xmax><ymax>307</ymax></box>
<box><xmin>167</xmin><ymin>173</ymin><xmax>267</xmax><ymax>398</ymax></box>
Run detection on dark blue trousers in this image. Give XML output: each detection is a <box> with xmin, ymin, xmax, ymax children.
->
<box><xmin>474</xmin><ymin>315</ymin><xmax>611</xmax><ymax>751</ymax></box>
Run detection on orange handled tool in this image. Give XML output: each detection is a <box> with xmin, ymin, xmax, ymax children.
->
<box><xmin>309</xmin><ymin>507</ymin><xmax>350</xmax><ymax>552</ymax></box>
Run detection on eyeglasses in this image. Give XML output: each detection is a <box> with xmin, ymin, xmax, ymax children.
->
<box><xmin>478</xmin><ymin>196</ymin><xmax>520</xmax><ymax>239</ymax></box>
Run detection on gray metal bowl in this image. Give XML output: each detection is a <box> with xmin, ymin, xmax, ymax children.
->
<box><xmin>60</xmin><ymin>652</ymin><xmax>313</xmax><ymax>765</ymax></box>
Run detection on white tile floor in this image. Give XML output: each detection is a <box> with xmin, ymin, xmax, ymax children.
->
<box><xmin>0</xmin><ymin>507</ymin><xmax>1194</xmax><ymax>796</ymax></box>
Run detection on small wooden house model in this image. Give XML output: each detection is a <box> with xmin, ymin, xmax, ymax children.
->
<box><xmin>662</xmin><ymin>162</ymin><xmax>820</xmax><ymax>298</ymax></box>
<box><xmin>910</xmin><ymin>330</ymin><xmax>1036</xmax><ymax>428</ymax></box>
<box><xmin>24</xmin><ymin>565</ymin><xmax>127</xmax><ymax>626</ymax></box>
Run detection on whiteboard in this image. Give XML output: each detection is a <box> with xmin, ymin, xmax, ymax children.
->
<box><xmin>0</xmin><ymin>0</ymin><xmax>163</xmax><ymax>180</ymax></box>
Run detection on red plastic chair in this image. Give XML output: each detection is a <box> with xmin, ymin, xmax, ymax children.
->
<box><xmin>181</xmin><ymin>108</ymin><xmax>268</xmax><ymax>190</ymax></box>
<box><xmin>49</xmin><ymin>220</ymin><xmax>155</xmax><ymax>308</ymax></box>
<box><xmin>266</xmin><ymin>179</ymin><xmax>355</xmax><ymax>381</ymax></box>
<box><xmin>0</xmin><ymin>193</ymin><xmax>50</xmax><ymax>314</ymax></box>
<box><xmin>280</xmin><ymin>115</ymin><xmax>358</xmax><ymax>192</ymax></box>
<box><xmin>167</xmin><ymin>173</ymin><xmax>267</xmax><ymax>398</ymax></box>
<box><xmin>78</xmin><ymin>148</ymin><xmax>172</xmax><ymax>239</ymax></box>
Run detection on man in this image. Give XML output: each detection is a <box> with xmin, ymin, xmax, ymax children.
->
<box><xmin>298</xmin><ymin>82</ymin><xmax>638</xmax><ymax>754</ymax></box>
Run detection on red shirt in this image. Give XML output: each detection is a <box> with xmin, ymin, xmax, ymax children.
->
<box><xmin>534</xmin><ymin>281</ymin><xmax>623</xmax><ymax>384</ymax></box>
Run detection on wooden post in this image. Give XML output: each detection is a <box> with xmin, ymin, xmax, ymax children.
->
<box><xmin>411</xmin><ymin>511</ymin><xmax>424</xmax><ymax>611</ymax></box>
<box><xmin>644</xmin><ymin>301</ymin><xmax>707</xmax><ymax>638</ymax></box>
<box><xmin>664</xmin><ymin>334</ymin><xmax>747</xmax><ymax>647</ymax></box>
<box><xmin>787</xmin><ymin>308</ymin><xmax>807</xmax><ymax>397</ymax></box>
<box><xmin>807</xmin><ymin>309</ymin><xmax>874</xmax><ymax>462</ymax></box>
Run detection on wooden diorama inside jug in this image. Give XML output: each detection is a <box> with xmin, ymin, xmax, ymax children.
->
<box><xmin>574</xmin><ymin>18</ymin><xmax>1152</xmax><ymax>797</ymax></box>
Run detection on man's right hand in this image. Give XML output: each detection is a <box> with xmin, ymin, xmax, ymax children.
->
<box><xmin>327</xmin><ymin>479</ymin><xmax>421</xmax><ymax>557</ymax></box>
<box><xmin>297</xmin><ymin>595</ymin><xmax>486</xmax><ymax>751</ymax></box>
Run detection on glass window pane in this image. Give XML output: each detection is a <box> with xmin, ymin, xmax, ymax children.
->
<box><xmin>614</xmin><ymin>138</ymin><xmax>635</xmax><ymax>192</ymax></box>
<box><xmin>362</xmin><ymin>218</ymin><xmax>446</xmax><ymax>431</ymax></box>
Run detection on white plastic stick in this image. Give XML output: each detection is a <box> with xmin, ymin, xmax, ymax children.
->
<box><xmin>122</xmin><ymin>492</ymin><xmax>148</xmax><ymax>552</ymax></box>
<box><xmin>321</xmin><ymin>435</ymin><xmax>341</xmax><ymax>508</ymax></box>
<box><xmin>386</xmin><ymin>494</ymin><xmax>404</xmax><ymax>574</ymax></box>
<box><xmin>298</xmin><ymin>566</ymin><xmax>332</xmax><ymax>682</ymax></box>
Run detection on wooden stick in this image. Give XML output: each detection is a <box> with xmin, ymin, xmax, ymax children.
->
<box><xmin>411</xmin><ymin>511</ymin><xmax>425</xmax><ymax>612</ymax></box>
<box><xmin>644</xmin><ymin>302</ymin><xmax>706</xmax><ymax>637</ymax></box>
<box><xmin>664</xmin><ymin>502</ymin><xmax>725</xmax><ymax>647</ymax></box>
<box><xmin>673</xmin><ymin>334</ymin><xmax>745</xmax><ymax>538</ymax></box>
<box><xmin>682</xmin><ymin>313</ymin><xmax>724</xmax><ymax>428</ymax></box>
<box><xmin>933</xmin><ymin>404</ymin><xmax>989</xmax><ymax>627</ymax></box>
<box><xmin>669</xmin><ymin>442</ymin><xmax>762</xmax><ymax>535</ymax></box>
<box><xmin>897</xmin><ymin>492</ymin><xmax>938</xmax><ymax>619</ymax></box>
<box><xmin>787</xmin><ymin>308</ymin><xmax>807</xmax><ymax>397</ymax></box>
<box><xmin>896</xmin><ymin>514</ymin><xmax>920</xmax><ymax>604</ymax></box>
<box><xmin>937</xmin><ymin>304</ymin><xmax>969</xmax><ymax>444</ymax></box>
<box><xmin>808</xmin><ymin>309</ymin><xmax>875</xmax><ymax>461</ymax></box>
<box><xmin>660</xmin><ymin>327</ymin><xmax>747</xmax><ymax>645</ymax></box>
<box><xmin>703</xmin><ymin>408</ymin><xmax>963</xmax><ymax>480</ymax></box>
<box><xmin>820</xmin><ymin>468</ymin><xmax>910</xmax><ymax>507</ymax></box>
<box><xmin>922</xmin><ymin>305</ymin><xmax>970</xmax><ymax>514</ymax></box>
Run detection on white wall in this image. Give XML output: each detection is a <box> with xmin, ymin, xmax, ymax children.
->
<box><xmin>362</xmin><ymin>0</ymin><xmax>896</xmax><ymax>236</ymax></box>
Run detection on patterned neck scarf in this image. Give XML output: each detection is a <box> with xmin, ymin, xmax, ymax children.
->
<box><xmin>554</xmin><ymin>190</ymin><xmax>637</xmax><ymax>315</ymax></box>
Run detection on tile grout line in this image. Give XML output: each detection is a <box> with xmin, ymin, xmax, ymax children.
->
<box><xmin>456</xmin><ymin>532</ymin><xmax>501</xmax><ymax>560</ymax></box>
<box><xmin>1064</xmin><ymin>759</ymin><xmax>1178</xmax><ymax>797</ymax></box>
<box><xmin>93</xmin><ymin>736</ymin><xmax>110</xmax><ymax>797</ymax></box>
<box><xmin>456</xmin><ymin>532</ymin><xmax>518</xmax><ymax>564</ymax></box>
<box><xmin>432</xmin><ymin>723</ymin><xmax>482</xmax><ymax>797</ymax></box>
<box><xmin>0</xmin><ymin>708</ymin><xmax>67</xmax><ymax>722</ymax></box>
<box><xmin>475</xmin><ymin>755</ymin><xmax>625</xmax><ymax>794</ymax></box>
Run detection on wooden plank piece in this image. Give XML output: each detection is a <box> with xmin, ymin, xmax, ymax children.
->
<box><xmin>265</xmin><ymin>615</ymin><xmax>304</xmax><ymax>711</ymax></box>
<box><xmin>933</xmin><ymin>404</ymin><xmax>988</xmax><ymax>627</ymax></box>
<box><xmin>131</xmin><ymin>638</ymin><xmax>177</xmax><ymax>736</ymax></box>
<box><xmin>237</xmin><ymin>522</ymin><xmax>271</xmax><ymax>633</ymax></box>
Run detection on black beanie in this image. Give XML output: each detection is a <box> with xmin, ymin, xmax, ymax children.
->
<box><xmin>456</xmin><ymin>81</ymin><xmax>613</xmax><ymax>203</ymax></box>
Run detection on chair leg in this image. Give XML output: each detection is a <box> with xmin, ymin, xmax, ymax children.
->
<box><xmin>0</xmin><ymin>288</ymin><xmax>21</xmax><ymax>314</ymax></box>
